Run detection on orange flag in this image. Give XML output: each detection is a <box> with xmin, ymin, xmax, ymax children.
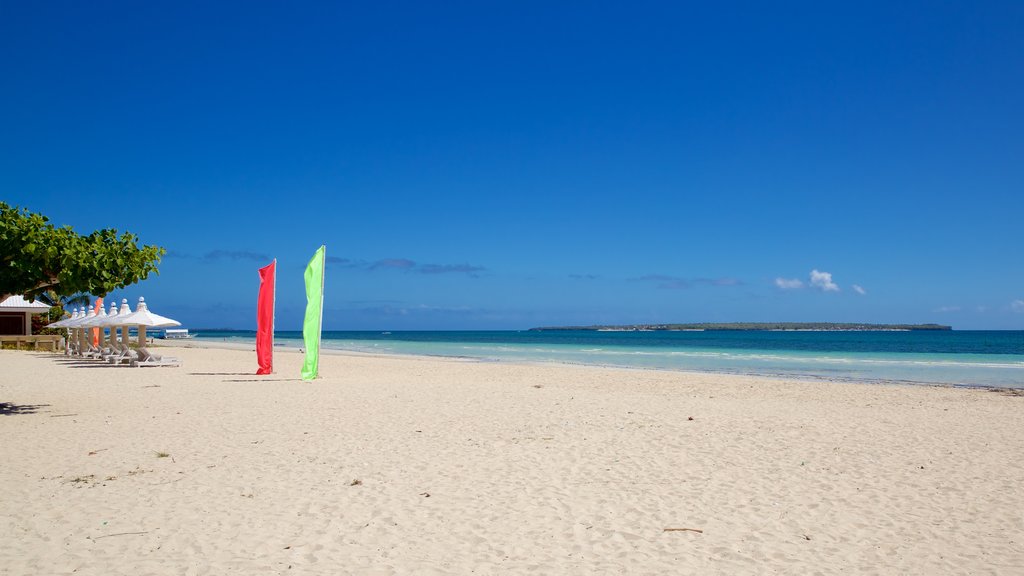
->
<box><xmin>92</xmin><ymin>298</ymin><xmax>104</xmax><ymax>347</ymax></box>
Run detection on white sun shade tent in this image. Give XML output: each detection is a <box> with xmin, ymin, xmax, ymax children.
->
<box><xmin>116</xmin><ymin>297</ymin><xmax>180</xmax><ymax>345</ymax></box>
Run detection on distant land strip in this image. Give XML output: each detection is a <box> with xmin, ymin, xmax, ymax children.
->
<box><xmin>530</xmin><ymin>323</ymin><xmax>953</xmax><ymax>332</ymax></box>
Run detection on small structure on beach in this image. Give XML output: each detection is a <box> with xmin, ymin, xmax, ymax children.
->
<box><xmin>0</xmin><ymin>295</ymin><xmax>61</xmax><ymax>350</ymax></box>
<box><xmin>0</xmin><ymin>295</ymin><xmax>50</xmax><ymax>336</ymax></box>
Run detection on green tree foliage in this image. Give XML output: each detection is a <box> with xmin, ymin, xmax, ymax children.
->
<box><xmin>0</xmin><ymin>202</ymin><xmax>165</xmax><ymax>301</ymax></box>
<box><xmin>30</xmin><ymin>289</ymin><xmax>91</xmax><ymax>335</ymax></box>
<box><xmin>34</xmin><ymin>288</ymin><xmax>92</xmax><ymax>310</ymax></box>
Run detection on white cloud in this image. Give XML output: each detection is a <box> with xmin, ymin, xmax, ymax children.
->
<box><xmin>775</xmin><ymin>277</ymin><xmax>804</xmax><ymax>290</ymax></box>
<box><xmin>934</xmin><ymin>306</ymin><xmax>961</xmax><ymax>313</ymax></box>
<box><xmin>1012</xmin><ymin>300</ymin><xmax>1024</xmax><ymax>313</ymax></box>
<box><xmin>852</xmin><ymin>284</ymin><xmax>866</xmax><ymax>295</ymax></box>
<box><xmin>809</xmin><ymin>269</ymin><xmax>840</xmax><ymax>292</ymax></box>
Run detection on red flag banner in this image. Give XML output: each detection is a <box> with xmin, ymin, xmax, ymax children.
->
<box><xmin>256</xmin><ymin>259</ymin><xmax>276</xmax><ymax>375</ymax></box>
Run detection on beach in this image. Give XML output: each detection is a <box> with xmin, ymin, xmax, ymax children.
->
<box><xmin>1</xmin><ymin>345</ymin><xmax>1022</xmax><ymax>575</ymax></box>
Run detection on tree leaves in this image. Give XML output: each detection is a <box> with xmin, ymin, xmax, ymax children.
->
<box><xmin>0</xmin><ymin>202</ymin><xmax>165</xmax><ymax>301</ymax></box>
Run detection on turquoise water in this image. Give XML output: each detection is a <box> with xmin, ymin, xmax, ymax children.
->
<box><xmin>193</xmin><ymin>330</ymin><xmax>1024</xmax><ymax>388</ymax></box>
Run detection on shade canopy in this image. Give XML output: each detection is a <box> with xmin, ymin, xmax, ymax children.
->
<box><xmin>117</xmin><ymin>297</ymin><xmax>180</xmax><ymax>328</ymax></box>
<box><xmin>46</xmin><ymin>308</ymin><xmax>79</xmax><ymax>328</ymax></box>
<box><xmin>97</xmin><ymin>299</ymin><xmax>132</xmax><ymax>327</ymax></box>
<box><xmin>77</xmin><ymin>305</ymin><xmax>109</xmax><ymax>328</ymax></box>
<box><xmin>64</xmin><ymin>307</ymin><xmax>97</xmax><ymax>328</ymax></box>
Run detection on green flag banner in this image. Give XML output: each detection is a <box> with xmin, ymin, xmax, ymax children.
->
<box><xmin>301</xmin><ymin>245</ymin><xmax>325</xmax><ymax>380</ymax></box>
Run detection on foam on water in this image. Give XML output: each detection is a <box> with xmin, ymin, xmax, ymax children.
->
<box><xmin>194</xmin><ymin>330</ymin><xmax>1024</xmax><ymax>388</ymax></box>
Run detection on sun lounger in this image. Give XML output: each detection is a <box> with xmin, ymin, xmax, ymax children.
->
<box><xmin>83</xmin><ymin>344</ymin><xmax>109</xmax><ymax>359</ymax></box>
<box><xmin>106</xmin><ymin>343</ymin><xmax>135</xmax><ymax>365</ymax></box>
<box><xmin>132</xmin><ymin>347</ymin><xmax>181</xmax><ymax>368</ymax></box>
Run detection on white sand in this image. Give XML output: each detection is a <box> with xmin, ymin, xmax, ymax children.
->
<box><xmin>1</xmin><ymin>346</ymin><xmax>1022</xmax><ymax>575</ymax></box>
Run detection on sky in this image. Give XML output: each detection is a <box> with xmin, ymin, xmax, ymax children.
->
<box><xmin>2</xmin><ymin>1</ymin><xmax>1023</xmax><ymax>330</ymax></box>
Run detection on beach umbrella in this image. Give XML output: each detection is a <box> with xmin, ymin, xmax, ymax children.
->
<box><xmin>46</xmin><ymin>307</ymin><xmax>80</xmax><ymax>353</ymax></box>
<box><xmin>78</xmin><ymin>303</ymin><xmax>109</xmax><ymax>329</ymax></box>
<box><xmin>63</xmin><ymin>305</ymin><xmax>97</xmax><ymax>354</ymax></box>
<box><xmin>96</xmin><ymin>299</ymin><xmax>134</xmax><ymax>350</ymax></box>
<box><xmin>78</xmin><ymin>303</ymin><xmax>110</xmax><ymax>348</ymax></box>
<box><xmin>60</xmin><ymin>306</ymin><xmax>90</xmax><ymax>328</ymax></box>
<box><xmin>117</xmin><ymin>297</ymin><xmax>180</xmax><ymax>346</ymax></box>
<box><xmin>46</xmin><ymin>307</ymin><xmax>78</xmax><ymax>329</ymax></box>
<box><xmin>99</xmin><ymin>301</ymin><xmax>120</xmax><ymax>349</ymax></box>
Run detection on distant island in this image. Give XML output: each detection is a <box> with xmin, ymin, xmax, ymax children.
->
<box><xmin>530</xmin><ymin>322</ymin><xmax>952</xmax><ymax>332</ymax></box>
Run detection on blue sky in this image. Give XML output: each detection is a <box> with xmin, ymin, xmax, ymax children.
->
<box><xmin>2</xmin><ymin>1</ymin><xmax>1022</xmax><ymax>329</ymax></box>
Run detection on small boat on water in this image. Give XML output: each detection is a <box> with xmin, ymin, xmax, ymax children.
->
<box><xmin>158</xmin><ymin>328</ymin><xmax>195</xmax><ymax>340</ymax></box>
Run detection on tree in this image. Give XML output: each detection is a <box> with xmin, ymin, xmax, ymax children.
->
<box><xmin>0</xmin><ymin>202</ymin><xmax>165</xmax><ymax>301</ymax></box>
<box><xmin>34</xmin><ymin>288</ymin><xmax>92</xmax><ymax>310</ymax></box>
<box><xmin>30</xmin><ymin>289</ymin><xmax>91</xmax><ymax>334</ymax></box>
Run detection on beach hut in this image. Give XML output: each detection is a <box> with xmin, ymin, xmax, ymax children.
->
<box><xmin>0</xmin><ymin>295</ymin><xmax>51</xmax><ymax>336</ymax></box>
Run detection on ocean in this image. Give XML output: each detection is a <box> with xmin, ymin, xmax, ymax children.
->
<box><xmin>191</xmin><ymin>329</ymin><xmax>1024</xmax><ymax>389</ymax></box>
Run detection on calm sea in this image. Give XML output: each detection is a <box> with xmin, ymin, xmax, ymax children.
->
<box><xmin>192</xmin><ymin>330</ymin><xmax>1024</xmax><ymax>389</ymax></box>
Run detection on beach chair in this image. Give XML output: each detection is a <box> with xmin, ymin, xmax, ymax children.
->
<box><xmin>132</xmin><ymin>347</ymin><xmax>181</xmax><ymax>368</ymax></box>
<box><xmin>82</xmin><ymin>342</ymin><xmax>106</xmax><ymax>359</ymax></box>
<box><xmin>106</xmin><ymin>343</ymin><xmax>136</xmax><ymax>366</ymax></box>
<box><xmin>99</xmin><ymin>344</ymin><xmax>124</xmax><ymax>363</ymax></box>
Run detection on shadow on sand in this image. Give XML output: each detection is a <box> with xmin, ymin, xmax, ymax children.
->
<box><xmin>222</xmin><ymin>378</ymin><xmax>305</xmax><ymax>382</ymax></box>
<box><xmin>0</xmin><ymin>402</ymin><xmax>51</xmax><ymax>416</ymax></box>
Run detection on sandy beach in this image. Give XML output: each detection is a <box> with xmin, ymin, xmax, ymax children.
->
<box><xmin>1</xmin><ymin>345</ymin><xmax>1022</xmax><ymax>575</ymax></box>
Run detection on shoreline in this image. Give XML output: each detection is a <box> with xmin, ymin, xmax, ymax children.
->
<box><xmin>161</xmin><ymin>337</ymin><xmax>1022</xmax><ymax>391</ymax></box>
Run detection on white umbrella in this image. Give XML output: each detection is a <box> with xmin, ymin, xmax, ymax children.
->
<box><xmin>78</xmin><ymin>303</ymin><xmax>109</xmax><ymax>328</ymax></box>
<box><xmin>63</xmin><ymin>306</ymin><xmax>95</xmax><ymax>328</ymax></box>
<box><xmin>78</xmin><ymin>302</ymin><xmax>110</xmax><ymax>350</ymax></box>
<box><xmin>63</xmin><ymin>305</ymin><xmax>97</xmax><ymax>354</ymax></box>
<box><xmin>117</xmin><ymin>297</ymin><xmax>180</xmax><ymax>346</ymax></box>
<box><xmin>96</xmin><ymin>299</ymin><xmax>135</xmax><ymax>351</ymax></box>
<box><xmin>46</xmin><ymin>307</ymin><xmax>80</xmax><ymax>354</ymax></box>
<box><xmin>46</xmin><ymin>307</ymin><xmax>79</xmax><ymax>328</ymax></box>
<box><xmin>99</xmin><ymin>301</ymin><xmax>120</xmax><ymax>349</ymax></box>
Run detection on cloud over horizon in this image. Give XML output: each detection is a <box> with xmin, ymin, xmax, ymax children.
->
<box><xmin>1012</xmin><ymin>299</ymin><xmax>1024</xmax><ymax>313</ymax></box>
<box><xmin>326</xmin><ymin>256</ymin><xmax>486</xmax><ymax>276</ymax></box>
<box><xmin>775</xmin><ymin>269</ymin><xmax>846</xmax><ymax>292</ymax></box>
<box><xmin>810</xmin><ymin>269</ymin><xmax>840</xmax><ymax>292</ymax></box>
<box><xmin>775</xmin><ymin>277</ymin><xmax>804</xmax><ymax>290</ymax></box>
<box><xmin>418</xmin><ymin>264</ymin><xmax>487</xmax><ymax>275</ymax></box>
<box><xmin>163</xmin><ymin>249</ymin><xmax>273</xmax><ymax>262</ymax></box>
<box><xmin>203</xmin><ymin>250</ymin><xmax>272</xmax><ymax>262</ymax></box>
<box><xmin>633</xmin><ymin>275</ymin><xmax>741</xmax><ymax>290</ymax></box>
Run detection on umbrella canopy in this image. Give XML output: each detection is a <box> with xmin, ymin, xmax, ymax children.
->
<box><xmin>117</xmin><ymin>297</ymin><xmax>180</xmax><ymax>328</ymax></box>
<box><xmin>46</xmin><ymin>307</ymin><xmax>79</xmax><ymax>328</ymax></box>
<box><xmin>58</xmin><ymin>305</ymin><xmax>96</xmax><ymax>353</ymax></box>
<box><xmin>65</xmin><ymin>306</ymin><xmax>97</xmax><ymax>328</ymax></box>
<box><xmin>118</xmin><ymin>297</ymin><xmax>180</xmax><ymax>347</ymax></box>
<box><xmin>100</xmin><ymin>301</ymin><xmax>120</xmax><ymax>349</ymax></box>
<box><xmin>96</xmin><ymin>299</ymin><xmax>135</xmax><ymax>349</ymax></box>
<box><xmin>97</xmin><ymin>299</ymin><xmax>131</xmax><ymax>327</ymax></box>
<box><xmin>77</xmin><ymin>304</ymin><xmax>109</xmax><ymax>328</ymax></box>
